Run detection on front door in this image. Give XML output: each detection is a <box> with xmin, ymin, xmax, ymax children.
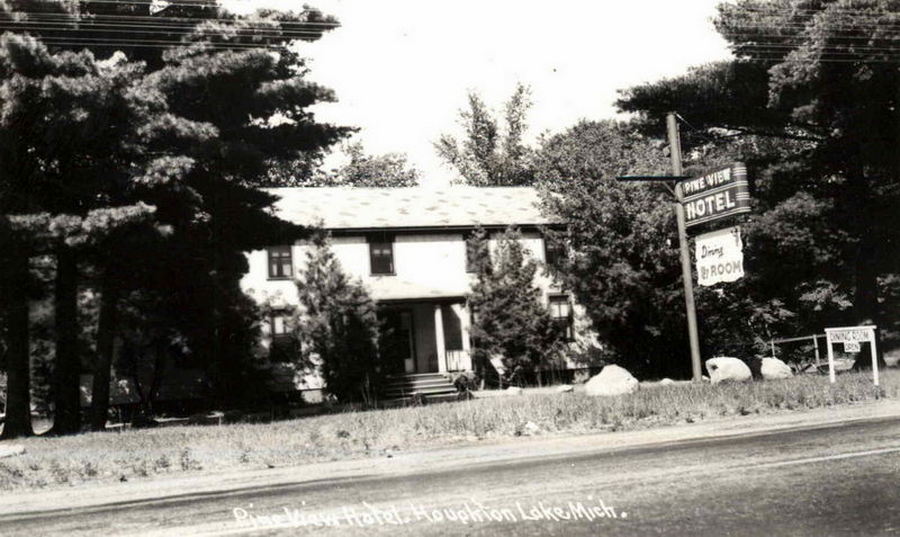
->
<box><xmin>380</xmin><ymin>309</ymin><xmax>416</xmax><ymax>374</ymax></box>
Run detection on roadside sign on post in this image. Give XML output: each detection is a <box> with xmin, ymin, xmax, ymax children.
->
<box><xmin>824</xmin><ymin>326</ymin><xmax>879</xmax><ymax>386</ymax></box>
<box><xmin>694</xmin><ymin>225</ymin><xmax>744</xmax><ymax>286</ymax></box>
<box><xmin>682</xmin><ymin>164</ymin><xmax>751</xmax><ymax>228</ymax></box>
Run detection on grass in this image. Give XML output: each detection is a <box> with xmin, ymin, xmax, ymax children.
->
<box><xmin>0</xmin><ymin>370</ymin><xmax>897</xmax><ymax>492</ymax></box>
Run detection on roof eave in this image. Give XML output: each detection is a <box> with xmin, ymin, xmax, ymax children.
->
<box><xmin>319</xmin><ymin>222</ymin><xmax>567</xmax><ymax>234</ymax></box>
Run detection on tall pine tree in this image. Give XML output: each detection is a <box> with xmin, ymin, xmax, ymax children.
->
<box><xmin>0</xmin><ymin>1</ymin><xmax>349</xmax><ymax>435</ymax></box>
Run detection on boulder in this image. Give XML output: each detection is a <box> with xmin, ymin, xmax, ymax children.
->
<box><xmin>523</xmin><ymin>421</ymin><xmax>541</xmax><ymax>435</ymax></box>
<box><xmin>583</xmin><ymin>365</ymin><xmax>639</xmax><ymax>397</ymax></box>
<box><xmin>761</xmin><ymin>357</ymin><xmax>793</xmax><ymax>380</ymax></box>
<box><xmin>659</xmin><ymin>378</ymin><xmax>675</xmax><ymax>386</ymax></box>
<box><xmin>705</xmin><ymin>357</ymin><xmax>752</xmax><ymax>384</ymax></box>
<box><xmin>556</xmin><ymin>384</ymin><xmax>574</xmax><ymax>393</ymax></box>
<box><xmin>505</xmin><ymin>387</ymin><xmax>524</xmax><ymax>396</ymax></box>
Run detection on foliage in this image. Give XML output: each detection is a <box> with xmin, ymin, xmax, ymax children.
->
<box><xmin>0</xmin><ymin>32</ymin><xmax>179</xmax><ymax>435</ymax></box>
<box><xmin>294</xmin><ymin>234</ymin><xmax>381</xmax><ymax>404</ymax></box>
<box><xmin>267</xmin><ymin>141</ymin><xmax>421</xmax><ymax>187</ymax></box>
<box><xmin>0</xmin><ymin>1</ymin><xmax>351</xmax><ymax>436</ymax></box>
<box><xmin>435</xmin><ymin>83</ymin><xmax>536</xmax><ymax>186</ymax></box>
<box><xmin>617</xmin><ymin>0</ymin><xmax>900</xmax><ymax>348</ymax></box>
<box><xmin>467</xmin><ymin>227</ymin><xmax>565</xmax><ymax>383</ymax></box>
<box><xmin>332</xmin><ymin>142</ymin><xmax>420</xmax><ymax>187</ymax></box>
<box><xmin>0</xmin><ymin>1</ymin><xmax>339</xmax><ymax>70</ymax></box>
<box><xmin>535</xmin><ymin>120</ymin><xmax>691</xmax><ymax>378</ymax></box>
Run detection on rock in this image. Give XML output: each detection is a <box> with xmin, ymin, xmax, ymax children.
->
<box><xmin>556</xmin><ymin>384</ymin><xmax>574</xmax><ymax>393</ymax></box>
<box><xmin>505</xmin><ymin>387</ymin><xmax>524</xmax><ymax>396</ymax></box>
<box><xmin>583</xmin><ymin>365</ymin><xmax>639</xmax><ymax>397</ymax></box>
<box><xmin>660</xmin><ymin>378</ymin><xmax>675</xmax><ymax>386</ymax></box>
<box><xmin>0</xmin><ymin>444</ymin><xmax>25</xmax><ymax>458</ymax></box>
<box><xmin>523</xmin><ymin>421</ymin><xmax>541</xmax><ymax>435</ymax></box>
<box><xmin>705</xmin><ymin>357</ymin><xmax>752</xmax><ymax>384</ymax></box>
<box><xmin>760</xmin><ymin>357</ymin><xmax>793</xmax><ymax>379</ymax></box>
<box><xmin>885</xmin><ymin>350</ymin><xmax>900</xmax><ymax>368</ymax></box>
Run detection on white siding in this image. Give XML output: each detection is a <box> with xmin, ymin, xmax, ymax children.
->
<box><xmin>240</xmin><ymin>231</ymin><xmax>565</xmax><ymax>305</ymax></box>
<box><xmin>240</xmin><ymin>230</ymin><xmax>599</xmax><ymax>376</ymax></box>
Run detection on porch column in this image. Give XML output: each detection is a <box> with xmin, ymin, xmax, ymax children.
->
<box><xmin>451</xmin><ymin>302</ymin><xmax>472</xmax><ymax>371</ymax></box>
<box><xmin>434</xmin><ymin>304</ymin><xmax>447</xmax><ymax>373</ymax></box>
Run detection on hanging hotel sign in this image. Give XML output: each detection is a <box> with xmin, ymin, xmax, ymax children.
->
<box><xmin>681</xmin><ymin>163</ymin><xmax>751</xmax><ymax>228</ymax></box>
<box><xmin>695</xmin><ymin>225</ymin><xmax>744</xmax><ymax>286</ymax></box>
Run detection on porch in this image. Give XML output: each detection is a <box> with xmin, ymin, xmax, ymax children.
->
<box><xmin>378</xmin><ymin>299</ymin><xmax>473</xmax><ymax>375</ymax></box>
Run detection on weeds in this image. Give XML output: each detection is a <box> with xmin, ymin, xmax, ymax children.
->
<box><xmin>0</xmin><ymin>370</ymin><xmax>896</xmax><ymax>492</ymax></box>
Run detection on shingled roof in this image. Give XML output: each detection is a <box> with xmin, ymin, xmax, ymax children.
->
<box><xmin>266</xmin><ymin>186</ymin><xmax>559</xmax><ymax>230</ymax></box>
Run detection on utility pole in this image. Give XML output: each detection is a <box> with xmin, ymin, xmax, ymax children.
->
<box><xmin>667</xmin><ymin>112</ymin><xmax>703</xmax><ymax>382</ymax></box>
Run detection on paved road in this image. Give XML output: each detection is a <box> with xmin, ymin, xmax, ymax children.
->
<box><xmin>3</xmin><ymin>416</ymin><xmax>900</xmax><ymax>537</ymax></box>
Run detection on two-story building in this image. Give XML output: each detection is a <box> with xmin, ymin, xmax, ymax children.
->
<box><xmin>240</xmin><ymin>186</ymin><xmax>593</xmax><ymax>401</ymax></box>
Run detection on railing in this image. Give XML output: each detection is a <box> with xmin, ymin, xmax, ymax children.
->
<box><xmin>445</xmin><ymin>349</ymin><xmax>472</xmax><ymax>372</ymax></box>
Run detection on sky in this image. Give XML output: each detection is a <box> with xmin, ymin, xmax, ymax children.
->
<box><xmin>226</xmin><ymin>0</ymin><xmax>734</xmax><ymax>184</ymax></box>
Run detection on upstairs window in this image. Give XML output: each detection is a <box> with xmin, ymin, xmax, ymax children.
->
<box><xmin>267</xmin><ymin>246</ymin><xmax>293</xmax><ymax>280</ymax></box>
<box><xmin>369</xmin><ymin>240</ymin><xmax>395</xmax><ymax>275</ymax></box>
<box><xmin>549</xmin><ymin>295</ymin><xmax>574</xmax><ymax>342</ymax></box>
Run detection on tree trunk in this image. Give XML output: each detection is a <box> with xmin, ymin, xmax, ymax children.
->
<box><xmin>147</xmin><ymin>343</ymin><xmax>166</xmax><ymax>414</ymax></box>
<box><xmin>49</xmin><ymin>245</ymin><xmax>81</xmax><ymax>435</ymax></box>
<box><xmin>1</xmin><ymin>251</ymin><xmax>34</xmax><ymax>440</ymax></box>
<box><xmin>89</xmin><ymin>277</ymin><xmax>118</xmax><ymax>432</ymax></box>
<box><xmin>853</xmin><ymin>237</ymin><xmax>880</xmax><ymax>326</ymax></box>
<box><xmin>848</xmin><ymin>153</ymin><xmax>886</xmax><ymax>369</ymax></box>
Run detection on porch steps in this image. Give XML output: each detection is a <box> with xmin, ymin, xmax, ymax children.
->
<box><xmin>381</xmin><ymin>372</ymin><xmax>459</xmax><ymax>401</ymax></box>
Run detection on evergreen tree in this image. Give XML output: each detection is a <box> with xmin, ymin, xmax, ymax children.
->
<box><xmin>0</xmin><ymin>34</ymin><xmax>177</xmax><ymax>436</ymax></box>
<box><xmin>0</xmin><ymin>1</ymin><xmax>349</xmax><ymax>435</ymax></box>
<box><xmin>617</xmin><ymin>0</ymin><xmax>900</xmax><ymax>352</ymax></box>
<box><xmin>467</xmin><ymin>228</ymin><xmax>563</xmax><ymax>385</ymax></box>
<box><xmin>294</xmin><ymin>234</ymin><xmax>381</xmax><ymax>404</ymax></box>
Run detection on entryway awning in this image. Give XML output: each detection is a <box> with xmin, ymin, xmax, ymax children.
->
<box><xmin>366</xmin><ymin>277</ymin><xmax>468</xmax><ymax>302</ymax></box>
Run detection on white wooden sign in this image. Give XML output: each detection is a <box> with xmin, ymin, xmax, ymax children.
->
<box><xmin>694</xmin><ymin>225</ymin><xmax>744</xmax><ymax>287</ymax></box>
<box><xmin>825</xmin><ymin>325</ymin><xmax>879</xmax><ymax>386</ymax></box>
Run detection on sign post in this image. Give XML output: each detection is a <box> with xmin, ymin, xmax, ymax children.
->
<box><xmin>824</xmin><ymin>325</ymin><xmax>879</xmax><ymax>386</ymax></box>
<box><xmin>619</xmin><ymin>114</ymin><xmax>754</xmax><ymax>383</ymax></box>
<box><xmin>668</xmin><ymin>114</ymin><xmax>703</xmax><ymax>382</ymax></box>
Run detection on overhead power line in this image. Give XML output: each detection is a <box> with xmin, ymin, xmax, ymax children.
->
<box><xmin>14</xmin><ymin>0</ymin><xmax>329</xmax><ymax>11</ymax></box>
<box><xmin>0</xmin><ymin>22</ymin><xmax>328</xmax><ymax>40</ymax></box>
<box><xmin>7</xmin><ymin>11</ymin><xmax>340</xmax><ymax>27</ymax></box>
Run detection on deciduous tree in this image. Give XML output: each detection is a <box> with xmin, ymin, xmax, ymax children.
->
<box><xmin>436</xmin><ymin>83</ymin><xmax>536</xmax><ymax>186</ymax></box>
<box><xmin>535</xmin><ymin>120</ymin><xmax>691</xmax><ymax>378</ymax></box>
